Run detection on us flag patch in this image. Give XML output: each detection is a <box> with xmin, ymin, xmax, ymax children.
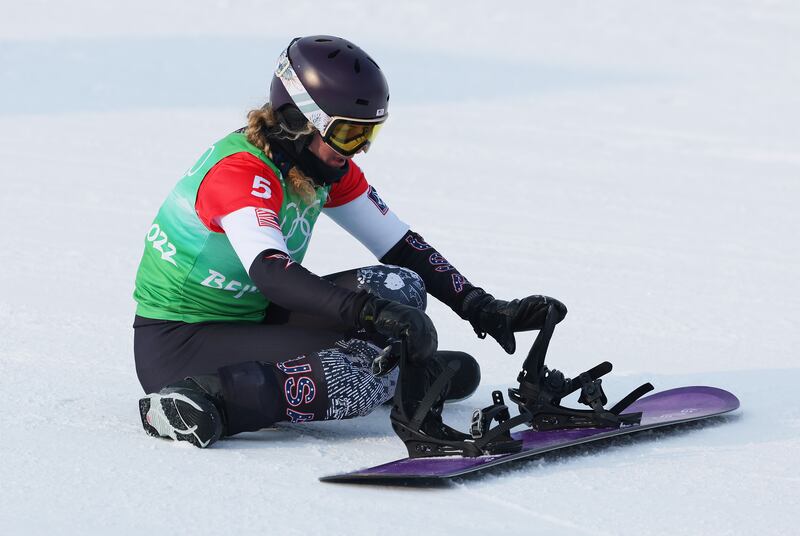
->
<box><xmin>367</xmin><ymin>186</ymin><xmax>389</xmax><ymax>215</ymax></box>
<box><xmin>255</xmin><ymin>208</ymin><xmax>281</xmax><ymax>230</ymax></box>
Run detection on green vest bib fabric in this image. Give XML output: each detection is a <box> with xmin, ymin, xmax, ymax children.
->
<box><xmin>133</xmin><ymin>132</ymin><xmax>330</xmax><ymax>323</ymax></box>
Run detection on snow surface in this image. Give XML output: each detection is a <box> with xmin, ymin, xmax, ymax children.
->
<box><xmin>1</xmin><ymin>1</ymin><xmax>799</xmax><ymax>534</ymax></box>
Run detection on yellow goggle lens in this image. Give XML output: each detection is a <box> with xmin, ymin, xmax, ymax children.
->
<box><xmin>326</xmin><ymin>121</ymin><xmax>384</xmax><ymax>153</ymax></box>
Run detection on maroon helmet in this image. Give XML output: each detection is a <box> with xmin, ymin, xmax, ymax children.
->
<box><xmin>270</xmin><ymin>35</ymin><xmax>389</xmax><ymax>156</ymax></box>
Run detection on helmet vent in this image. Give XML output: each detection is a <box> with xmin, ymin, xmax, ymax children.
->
<box><xmin>346</xmin><ymin>44</ymin><xmax>354</xmax><ymax>49</ymax></box>
<box><xmin>367</xmin><ymin>56</ymin><xmax>380</xmax><ymax>69</ymax></box>
<box><xmin>328</xmin><ymin>49</ymin><xmax>341</xmax><ymax>58</ymax></box>
<box><xmin>315</xmin><ymin>38</ymin><xmax>333</xmax><ymax>42</ymax></box>
<box><xmin>354</xmin><ymin>58</ymin><xmax>361</xmax><ymax>73</ymax></box>
<box><xmin>355</xmin><ymin>98</ymin><xmax>369</xmax><ymax>106</ymax></box>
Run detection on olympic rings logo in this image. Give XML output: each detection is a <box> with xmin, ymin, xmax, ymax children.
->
<box><xmin>281</xmin><ymin>200</ymin><xmax>320</xmax><ymax>255</ymax></box>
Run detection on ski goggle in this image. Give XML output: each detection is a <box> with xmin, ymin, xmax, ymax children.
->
<box><xmin>321</xmin><ymin>117</ymin><xmax>385</xmax><ymax>156</ymax></box>
<box><xmin>275</xmin><ymin>45</ymin><xmax>387</xmax><ymax>157</ymax></box>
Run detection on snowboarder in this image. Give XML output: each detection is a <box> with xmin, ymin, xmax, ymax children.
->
<box><xmin>134</xmin><ymin>35</ymin><xmax>567</xmax><ymax>448</ymax></box>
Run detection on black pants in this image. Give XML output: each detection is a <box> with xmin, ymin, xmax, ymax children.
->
<box><xmin>134</xmin><ymin>265</ymin><xmax>426</xmax><ymax>431</ymax></box>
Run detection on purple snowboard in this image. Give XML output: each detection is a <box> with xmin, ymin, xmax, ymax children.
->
<box><xmin>320</xmin><ymin>386</ymin><xmax>739</xmax><ymax>484</ymax></box>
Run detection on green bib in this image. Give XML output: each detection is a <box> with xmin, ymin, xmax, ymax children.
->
<box><xmin>133</xmin><ymin>132</ymin><xmax>330</xmax><ymax>323</ymax></box>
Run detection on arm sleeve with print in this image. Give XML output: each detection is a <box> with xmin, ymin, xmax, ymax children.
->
<box><xmin>323</xmin><ymin>160</ymin><xmax>477</xmax><ymax>316</ymax></box>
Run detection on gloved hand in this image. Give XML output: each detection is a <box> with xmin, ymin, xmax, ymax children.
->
<box><xmin>461</xmin><ymin>289</ymin><xmax>567</xmax><ymax>354</ymax></box>
<box><xmin>359</xmin><ymin>297</ymin><xmax>438</xmax><ymax>364</ymax></box>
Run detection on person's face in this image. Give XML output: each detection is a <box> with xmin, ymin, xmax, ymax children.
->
<box><xmin>307</xmin><ymin>132</ymin><xmax>353</xmax><ymax>168</ymax></box>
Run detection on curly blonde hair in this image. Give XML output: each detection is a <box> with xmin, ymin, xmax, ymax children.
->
<box><xmin>245</xmin><ymin>104</ymin><xmax>318</xmax><ymax>203</ymax></box>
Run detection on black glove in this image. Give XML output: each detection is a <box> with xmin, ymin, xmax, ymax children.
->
<box><xmin>461</xmin><ymin>289</ymin><xmax>567</xmax><ymax>354</ymax></box>
<box><xmin>359</xmin><ymin>297</ymin><xmax>438</xmax><ymax>364</ymax></box>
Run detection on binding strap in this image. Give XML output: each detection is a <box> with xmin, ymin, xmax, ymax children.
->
<box><xmin>610</xmin><ymin>383</ymin><xmax>655</xmax><ymax>415</ymax></box>
<box><xmin>409</xmin><ymin>360</ymin><xmax>461</xmax><ymax>430</ymax></box>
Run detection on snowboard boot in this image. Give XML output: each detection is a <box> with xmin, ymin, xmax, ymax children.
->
<box><xmin>380</xmin><ymin>350</ymin><xmax>480</xmax><ymax>406</ymax></box>
<box><xmin>429</xmin><ymin>351</ymin><xmax>480</xmax><ymax>403</ymax></box>
<box><xmin>139</xmin><ymin>377</ymin><xmax>225</xmax><ymax>448</ymax></box>
<box><xmin>390</xmin><ymin>356</ymin><xmax>482</xmax><ymax>458</ymax></box>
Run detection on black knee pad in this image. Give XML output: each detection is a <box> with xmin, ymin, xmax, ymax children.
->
<box><xmin>218</xmin><ymin>343</ymin><xmax>400</xmax><ymax>434</ymax></box>
<box><xmin>218</xmin><ymin>361</ymin><xmax>285</xmax><ymax>436</ymax></box>
<box><xmin>356</xmin><ymin>265</ymin><xmax>427</xmax><ymax>310</ymax></box>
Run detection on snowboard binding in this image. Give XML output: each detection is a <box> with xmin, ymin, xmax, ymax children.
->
<box><xmin>385</xmin><ymin>304</ymin><xmax>655</xmax><ymax>459</ymax></box>
<box><xmin>387</xmin><ymin>336</ymin><xmax>526</xmax><ymax>458</ymax></box>
<box><xmin>508</xmin><ymin>305</ymin><xmax>655</xmax><ymax>431</ymax></box>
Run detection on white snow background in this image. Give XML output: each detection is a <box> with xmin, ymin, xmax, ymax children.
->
<box><xmin>1</xmin><ymin>1</ymin><xmax>798</xmax><ymax>534</ymax></box>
